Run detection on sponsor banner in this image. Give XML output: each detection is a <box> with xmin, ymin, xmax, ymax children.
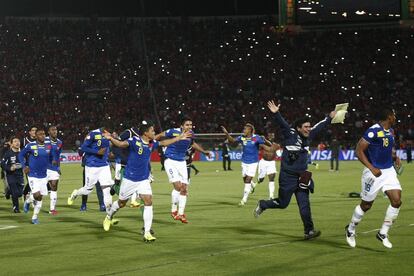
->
<box><xmin>63</xmin><ymin>150</ymin><xmax>413</xmax><ymax>163</ymax></box>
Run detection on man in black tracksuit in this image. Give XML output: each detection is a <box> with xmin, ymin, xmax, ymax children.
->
<box><xmin>254</xmin><ymin>100</ymin><xmax>336</xmax><ymax>240</ymax></box>
<box><xmin>1</xmin><ymin>137</ymin><xmax>24</xmax><ymax>212</ymax></box>
<box><xmin>220</xmin><ymin>139</ymin><xmax>232</xmax><ymax>171</ymax></box>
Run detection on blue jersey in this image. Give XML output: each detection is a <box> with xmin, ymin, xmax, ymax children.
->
<box><xmin>46</xmin><ymin>137</ymin><xmax>63</xmax><ymax>171</ymax></box>
<box><xmin>81</xmin><ymin>129</ymin><xmax>110</xmax><ymax>167</ymax></box>
<box><xmin>124</xmin><ymin>136</ymin><xmax>159</xmax><ymax>182</ymax></box>
<box><xmin>19</xmin><ymin>141</ymin><xmax>57</xmax><ymax>178</ymax></box>
<box><xmin>236</xmin><ymin>134</ymin><xmax>264</xmax><ymax>164</ymax></box>
<box><xmin>362</xmin><ymin>124</ymin><xmax>394</xmax><ymax>169</ymax></box>
<box><xmin>164</xmin><ymin>128</ymin><xmax>193</xmax><ymax>161</ymax></box>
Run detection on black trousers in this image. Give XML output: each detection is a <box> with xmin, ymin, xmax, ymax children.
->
<box><xmin>222</xmin><ymin>156</ymin><xmax>231</xmax><ymax>170</ymax></box>
<box><xmin>330</xmin><ymin>156</ymin><xmax>339</xmax><ymax>170</ymax></box>
<box><xmin>262</xmin><ymin>170</ymin><xmax>314</xmax><ymax>233</ymax></box>
<box><xmin>6</xmin><ymin>176</ymin><xmax>23</xmax><ymax>210</ymax></box>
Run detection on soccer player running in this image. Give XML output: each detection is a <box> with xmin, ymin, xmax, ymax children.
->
<box><xmin>67</xmin><ymin>127</ymin><xmax>113</xmax><ymax>216</ymax></box>
<box><xmin>345</xmin><ymin>109</ymin><xmax>402</xmax><ymax>249</ymax></box>
<box><xmin>22</xmin><ymin>126</ymin><xmax>37</xmax><ymax>201</ymax></box>
<box><xmin>221</xmin><ymin>123</ymin><xmax>272</xmax><ymax>206</ymax></box>
<box><xmin>254</xmin><ymin>100</ymin><xmax>336</xmax><ymax>240</ymax></box>
<box><xmin>19</xmin><ymin>128</ymin><xmax>59</xmax><ymax>224</ymax></box>
<box><xmin>46</xmin><ymin>126</ymin><xmax>63</xmax><ymax>215</ymax></box>
<box><xmin>102</xmin><ymin>121</ymin><xmax>192</xmax><ymax>242</ymax></box>
<box><xmin>257</xmin><ymin>137</ymin><xmax>280</xmax><ymax>199</ymax></box>
<box><xmin>156</xmin><ymin>118</ymin><xmax>211</xmax><ymax>223</ymax></box>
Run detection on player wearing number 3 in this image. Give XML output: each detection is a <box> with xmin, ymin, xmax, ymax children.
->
<box><xmin>345</xmin><ymin>109</ymin><xmax>402</xmax><ymax>248</ymax></box>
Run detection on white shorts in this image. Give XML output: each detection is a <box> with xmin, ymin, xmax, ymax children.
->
<box><xmin>114</xmin><ymin>163</ymin><xmax>122</xmax><ymax>181</ymax></box>
<box><xmin>28</xmin><ymin>176</ymin><xmax>48</xmax><ymax>196</ymax></box>
<box><xmin>241</xmin><ymin>162</ymin><xmax>258</xmax><ymax>177</ymax></box>
<box><xmin>119</xmin><ymin>178</ymin><xmax>152</xmax><ymax>201</ymax></box>
<box><xmin>85</xmin><ymin>165</ymin><xmax>113</xmax><ymax>189</ymax></box>
<box><xmin>361</xmin><ymin>167</ymin><xmax>401</xmax><ymax>202</ymax></box>
<box><xmin>258</xmin><ymin>159</ymin><xmax>277</xmax><ymax>179</ymax></box>
<box><xmin>47</xmin><ymin>169</ymin><xmax>60</xmax><ymax>181</ymax></box>
<box><xmin>164</xmin><ymin>158</ymin><xmax>188</xmax><ymax>184</ymax></box>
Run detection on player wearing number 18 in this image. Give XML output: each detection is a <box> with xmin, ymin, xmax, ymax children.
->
<box><xmin>345</xmin><ymin>109</ymin><xmax>402</xmax><ymax>249</ymax></box>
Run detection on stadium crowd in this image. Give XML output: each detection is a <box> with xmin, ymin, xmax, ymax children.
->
<box><xmin>0</xmin><ymin>17</ymin><xmax>413</xmax><ymax>148</ymax></box>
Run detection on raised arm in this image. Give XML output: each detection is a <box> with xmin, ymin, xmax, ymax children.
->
<box><xmin>267</xmin><ymin>100</ymin><xmax>291</xmax><ymax>130</ymax></box>
<box><xmin>221</xmin><ymin>126</ymin><xmax>236</xmax><ymax>143</ymax></box>
<box><xmin>155</xmin><ymin>131</ymin><xmax>166</xmax><ymax>141</ymax></box>
<box><xmin>159</xmin><ymin>131</ymin><xmax>192</xmax><ymax>147</ymax></box>
<box><xmin>309</xmin><ymin>111</ymin><xmax>336</xmax><ymax>139</ymax></box>
<box><xmin>356</xmin><ymin>138</ymin><xmax>381</xmax><ymax>177</ymax></box>
<box><xmin>104</xmin><ymin>134</ymin><xmax>129</xmax><ymax>148</ymax></box>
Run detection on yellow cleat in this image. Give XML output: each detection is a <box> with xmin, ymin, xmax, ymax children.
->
<box><xmin>67</xmin><ymin>189</ymin><xmax>78</xmax><ymax>206</ymax></box>
<box><xmin>103</xmin><ymin>216</ymin><xmax>112</xmax><ymax>231</ymax></box>
<box><xmin>143</xmin><ymin>232</ymin><xmax>156</xmax><ymax>242</ymax></box>
<box><xmin>130</xmin><ymin>200</ymin><xmax>141</xmax><ymax>208</ymax></box>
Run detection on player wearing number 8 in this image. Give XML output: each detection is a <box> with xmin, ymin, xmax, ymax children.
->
<box><xmin>345</xmin><ymin>109</ymin><xmax>402</xmax><ymax>249</ymax></box>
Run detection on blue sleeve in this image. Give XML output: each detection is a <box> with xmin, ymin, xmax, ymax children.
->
<box><xmin>362</xmin><ymin>128</ymin><xmax>377</xmax><ymax>144</ymax></box>
<box><xmin>81</xmin><ymin>133</ymin><xmax>99</xmax><ymax>154</ymax></box>
<box><xmin>256</xmin><ymin>136</ymin><xmax>264</xmax><ymax>145</ymax></box>
<box><xmin>119</xmin><ymin>130</ymin><xmax>131</xmax><ymax>141</ymax></box>
<box><xmin>274</xmin><ymin>112</ymin><xmax>291</xmax><ymax>130</ymax></box>
<box><xmin>127</xmin><ymin>138</ymin><xmax>135</xmax><ymax>149</ymax></box>
<box><xmin>235</xmin><ymin>136</ymin><xmax>242</xmax><ymax>143</ymax></box>
<box><xmin>165</xmin><ymin>129</ymin><xmax>174</xmax><ymax>138</ymax></box>
<box><xmin>18</xmin><ymin>146</ymin><xmax>30</xmax><ymax>169</ymax></box>
<box><xmin>152</xmin><ymin>140</ymin><xmax>159</xmax><ymax>151</ymax></box>
<box><xmin>309</xmin><ymin>117</ymin><xmax>332</xmax><ymax>140</ymax></box>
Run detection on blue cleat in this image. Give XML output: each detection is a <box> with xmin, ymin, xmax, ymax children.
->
<box><xmin>31</xmin><ymin>218</ymin><xmax>39</xmax><ymax>225</ymax></box>
<box><xmin>80</xmin><ymin>204</ymin><xmax>87</xmax><ymax>212</ymax></box>
<box><xmin>23</xmin><ymin>201</ymin><xmax>30</xmax><ymax>213</ymax></box>
<box><xmin>100</xmin><ymin>204</ymin><xmax>106</xmax><ymax>212</ymax></box>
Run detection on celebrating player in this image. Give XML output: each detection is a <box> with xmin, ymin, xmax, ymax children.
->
<box><xmin>102</xmin><ymin>121</ymin><xmax>192</xmax><ymax>242</ymax></box>
<box><xmin>257</xmin><ymin>137</ymin><xmax>280</xmax><ymax>199</ymax></box>
<box><xmin>222</xmin><ymin>123</ymin><xmax>271</xmax><ymax>206</ymax></box>
<box><xmin>46</xmin><ymin>126</ymin><xmax>63</xmax><ymax>215</ymax></box>
<box><xmin>254</xmin><ymin>100</ymin><xmax>336</xmax><ymax>240</ymax></box>
<box><xmin>19</xmin><ymin>128</ymin><xmax>59</xmax><ymax>224</ymax></box>
<box><xmin>67</xmin><ymin>127</ymin><xmax>113</xmax><ymax>216</ymax></box>
<box><xmin>345</xmin><ymin>109</ymin><xmax>402</xmax><ymax>249</ymax></box>
<box><xmin>156</xmin><ymin>118</ymin><xmax>211</xmax><ymax>223</ymax></box>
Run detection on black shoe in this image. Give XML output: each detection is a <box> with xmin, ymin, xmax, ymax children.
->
<box><xmin>228</xmin><ymin>168</ymin><xmax>233</xmax><ymax>171</ymax></box>
<box><xmin>195</xmin><ymin>170</ymin><xmax>200</xmax><ymax>175</ymax></box>
<box><xmin>253</xmin><ymin>200</ymin><xmax>265</xmax><ymax>218</ymax></box>
<box><xmin>13</xmin><ymin>208</ymin><xmax>21</xmax><ymax>213</ymax></box>
<box><xmin>304</xmin><ymin>229</ymin><xmax>321</xmax><ymax>240</ymax></box>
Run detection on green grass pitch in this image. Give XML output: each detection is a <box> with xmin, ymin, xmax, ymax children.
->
<box><xmin>0</xmin><ymin>161</ymin><xmax>413</xmax><ymax>275</ymax></box>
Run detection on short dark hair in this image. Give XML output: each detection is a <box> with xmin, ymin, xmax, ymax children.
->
<box><xmin>138</xmin><ymin>120</ymin><xmax>154</xmax><ymax>135</ymax></box>
<box><xmin>10</xmin><ymin>136</ymin><xmax>20</xmax><ymax>143</ymax></box>
<box><xmin>35</xmin><ymin>127</ymin><xmax>45</xmax><ymax>133</ymax></box>
<box><xmin>293</xmin><ymin>117</ymin><xmax>311</xmax><ymax>129</ymax></box>
<box><xmin>180</xmin><ymin>117</ymin><xmax>192</xmax><ymax>125</ymax></box>
<box><xmin>378</xmin><ymin>109</ymin><xmax>395</xmax><ymax>121</ymax></box>
<box><xmin>29</xmin><ymin>125</ymin><xmax>37</xmax><ymax>131</ymax></box>
<box><xmin>49</xmin><ymin>125</ymin><xmax>57</xmax><ymax>130</ymax></box>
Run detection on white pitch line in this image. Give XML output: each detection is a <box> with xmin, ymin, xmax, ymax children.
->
<box><xmin>0</xmin><ymin>225</ymin><xmax>18</xmax><ymax>230</ymax></box>
<box><xmin>360</xmin><ymin>228</ymin><xmax>380</xmax><ymax>234</ymax></box>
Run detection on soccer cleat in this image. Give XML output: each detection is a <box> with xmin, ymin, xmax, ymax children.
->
<box><xmin>23</xmin><ymin>201</ymin><xmax>30</xmax><ymax>213</ymax></box>
<box><xmin>250</xmin><ymin>182</ymin><xmax>257</xmax><ymax>194</ymax></box>
<box><xmin>49</xmin><ymin>210</ymin><xmax>58</xmax><ymax>216</ymax></box>
<box><xmin>304</xmin><ymin>229</ymin><xmax>321</xmax><ymax>240</ymax></box>
<box><xmin>103</xmin><ymin>216</ymin><xmax>112</xmax><ymax>231</ymax></box>
<box><xmin>376</xmin><ymin>232</ymin><xmax>392</xmax><ymax>248</ymax></box>
<box><xmin>345</xmin><ymin>225</ymin><xmax>356</xmax><ymax>248</ymax></box>
<box><xmin>171</xmin><ymin>211</ymin><xmax>178</xmax><ymax>219</ymax></box>
<box><xmin>31</xmin><ymin>218</ymin><xmax>39</xmax><ymax>225</ymax></box>
<box><xmin>253</xmin><ymin>200</ymin><xmax>265</xmax><ymax>218</ymax></box>
<box><xmin>130</xmin><ymin>200</ymin><xmax>141</xmax><ymax>208</ymax></box>
<box><xmin>143</xmin><ymin>232</ymin><xmax>156</xmax><ymax>242</ymax></box>
<box><xmin>99</xmin><ymin>204</ymin><xmax>106</xmax><ymax>212</ymax></box>
<box><xmin>13</xmin><ymin>208</ymin><xmax>21</xmax><ymax>213</ymax></box>
<box><xmin>238</xmin><ymin>200</ymin><xmax>246</xmax><ymax>207</ymax></box>
<box><xmin>178</xmin><ymin>214</ymin><xmax>188</xmax><ymax>224</ymax></box>
<box><xmin>80</xmin><ymin>204</ymin><xmax>87</xmax><ymax>211</ymax></box>
<box><xmin>315</xmin><ymin>163</ymin><xmax>319</xmax><ymax>170</ymax></box>
<box><xmin>67</xmin><ymin>189</ymin><xmax>78</xmax><ymax>205</ymax></box>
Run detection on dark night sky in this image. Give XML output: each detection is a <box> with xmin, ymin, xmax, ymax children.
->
<box><xmin>0</xmin><ymin>0</ymin><xmax>278</xmax><ymax>17</ymax></box>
